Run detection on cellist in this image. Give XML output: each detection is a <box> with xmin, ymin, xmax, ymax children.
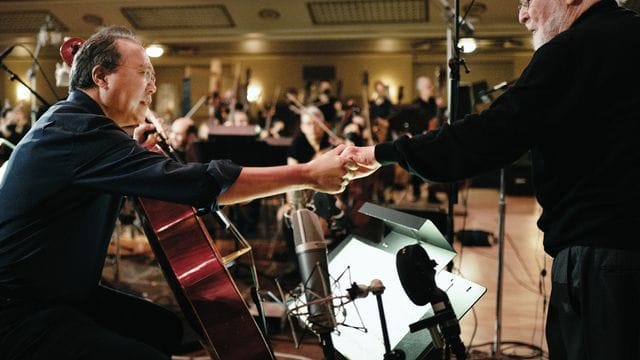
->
<box><xmin>0</xmin><ymin>26</ymin><xmax>358</xmax><ymax>359</ymax></box>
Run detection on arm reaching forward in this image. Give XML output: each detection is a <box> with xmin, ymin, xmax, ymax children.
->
<box><xmin>218</xmin><ymin>144</ymin><xmax>357</xmax><ymax>205</ymax></box>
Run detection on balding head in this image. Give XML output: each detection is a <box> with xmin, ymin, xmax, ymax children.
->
<box><xmin>170</xmin><ymin>117</ymin><xmax>197</xmax><ymax>151</ymax></box>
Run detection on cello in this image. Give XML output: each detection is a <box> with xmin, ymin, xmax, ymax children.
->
<box><xmin>60</xmin><ymin>37</ymin><xmax>274</xmax><ymax>360</ymax></box>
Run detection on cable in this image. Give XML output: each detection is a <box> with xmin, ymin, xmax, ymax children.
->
<box><xmin>17</xmin><ymin>44</ymin><xmax>60</xmax><ymax>101</ymax></box>
<box><xmin>468</xmin><ymin>340</ymin><xmax>546</xmax><ymax>359</ymax></box>
<box><xmin>460</xmin><ymin>0</ymin><xmax>477</xmax><ymax>24</ymax></box>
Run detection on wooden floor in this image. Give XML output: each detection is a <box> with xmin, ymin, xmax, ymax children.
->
<box><xmin>107</xmin><ymin>187</ymin><xmax>551</xmax><ymax>360</ymax></box>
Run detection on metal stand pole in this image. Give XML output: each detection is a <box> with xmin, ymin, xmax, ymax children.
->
<box><xmin>492</xmin><ymin>168</ymin><xmax>507</xmax><ymax>357</ymax></box>
<box><xmin>444</xmin><ymin>0</ymin><xmax>462</xmax><ymax>272</ymax></box>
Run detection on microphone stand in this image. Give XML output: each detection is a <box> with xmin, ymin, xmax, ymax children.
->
<box><xmin>28</xmin><ymin>15</ymin><xmax>53</xmax><ymax>123</ymax></box>
<box><xmin>493</xmin><ymin>168</ymin><xmax>506</xmax><ymax>357</ymax></box>
<box><xmin>371</xmin><ymin>284</ymin><xmax>405</xmax><ymax>360</ymax></box>
<box><xmin>438</xmin><ymin>0</ymin><xmax>471</xmax><ymax>272</ymax></box>
<box><xmin>474</xmin><ymin>81</ymin><xmax>516</xmax><ymax>357</ymax></box>
<box><xmin>0</xmin><ymin>62</ymin><xmax>50</xmax><ymax>108</ymax></box>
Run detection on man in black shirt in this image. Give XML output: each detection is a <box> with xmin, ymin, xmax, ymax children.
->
<box><xmin>410</xmin><ymin>76</ymin><xmax>446</xmax><ymax>203</ymax></box>
<box><xmin>343</xmin><ymin>0</ymin><xmax>640</xmax><ymax>359</ymax></box>
<box><xmin>0</xmin><ymin>26</ymin><xmax>356</xmax><ymax>359</ymax></box>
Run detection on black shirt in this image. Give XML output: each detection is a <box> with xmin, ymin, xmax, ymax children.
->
<box><xmin>287</xmin><ymin>133</ymin><xmax>331</xmax><ymax>163</ymax></box>
<box><xmin>410</xmin><ymin>97</ymin><xmax>438</xmax><ymax>135</ymax></box>
<box><xmin>0</xmin><ymin>90</ymin><xmax>242</xmax><ymax>302</ymax></box>
<box><xmin>376</xmin><ymin>0</ymin><xmax>640</xmax><ymax>256</ymax></box>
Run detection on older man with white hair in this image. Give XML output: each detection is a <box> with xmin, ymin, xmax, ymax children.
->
<box><xmin>342</xmin><ymin>1</ymin><xmax>640</xmax><ymax>358</ymax></box>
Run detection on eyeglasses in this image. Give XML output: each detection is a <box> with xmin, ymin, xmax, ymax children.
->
<box><xmin>518</xmin><ymin>0</ymin><xmax>530</xmax><ymax>12</ymax></box>
<box><xmin>118</xmin><ymin>64</ymin><xmax>156</xmax><ymax>83</ymax></box>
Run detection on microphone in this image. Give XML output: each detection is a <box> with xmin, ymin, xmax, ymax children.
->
<box><xmin>346</xmin><ymin>279</ymin><xmax>386</xmax><ymax>300</ymax></box>
<box><xmin>396</xmin><ymin>244</ymin><xmax>466</xmax><ymax>360</ymax></box>
<box><xmin>0</xmin><ymin>45</ymin><xmax>15</xmax><ymax>63</ymax></box>
<box><xmin>291</xmin><ymin>208</ymin><xmax>335</xmax><ymax>334</ymax></box>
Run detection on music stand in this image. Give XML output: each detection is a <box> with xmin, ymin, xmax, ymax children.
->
<box><xmin>328</xmin><ymin>203</ymin><xmax>485</xmax><ymax>359</ymax></box>
<box><xmin>193</xmin><ymin>126</ymin><xmax>290</xmax><ymax>167</ymax></box>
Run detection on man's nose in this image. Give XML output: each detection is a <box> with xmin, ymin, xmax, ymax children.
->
<box><xmin>518</xmin><ymin>8</ymin><xmax>529</xmax><ymax>24</ymax></box>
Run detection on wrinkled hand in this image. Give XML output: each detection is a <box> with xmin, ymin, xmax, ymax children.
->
<box><xmin>132</xmin><ymin>123</ymin><xmax>158</xmax><ymax>148</ymax></box>
<box><xmin>306</xmin><ymin>144</ymin><xmax>359</xmax><ymax>194</ymax></box>
<box><xmin>339</xmin><ymin>145</ymin><xmax>381</xmax><ymax>179</ymax></box>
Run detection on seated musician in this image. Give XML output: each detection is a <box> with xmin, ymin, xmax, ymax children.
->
<box><xmin>410</xmin><ymin>76</ymin><xmax>446</xmax><ymax>203</ymax></box>
<box><xmin>0</xmin><ymin>26</ymin><xmax>357</xmax><ymax>359</ymax></box>
<box><xmin>169</xmin><ymin>116</ymin><xmax>198</xmax><ymax>163</ymax></box>
<box><xmin>287</xmin><ymin>106</ymin><xmax>331</xmax><ymax>166</ymax></box>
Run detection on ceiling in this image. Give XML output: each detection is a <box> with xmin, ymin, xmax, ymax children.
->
<box><xmin>0</xmin><ymin>0</ymin><xmax>536</xmax><ymax>60</ymax></box>
<box><xmin>0</xmin><ymin>0</ymin><xmax>637</xmax><ymax>60</ymax></box>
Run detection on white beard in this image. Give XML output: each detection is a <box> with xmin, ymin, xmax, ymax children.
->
<box><xmin>532</xmin><ymin>2</ymin><xmax>566</xmax><ymax>50</ymax></box>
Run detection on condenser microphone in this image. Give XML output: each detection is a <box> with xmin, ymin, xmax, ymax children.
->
<box><xmin>291</xmin><ymin>208</ymin><xmax>335</xmax><ymax>334</ymax></box>
<box><xmin>0</xmin><ymin>45</ymin><xmax>16</xmax><ymax>63</ymax></box>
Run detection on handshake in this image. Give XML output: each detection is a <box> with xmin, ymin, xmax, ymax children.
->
<box><xmin>306</xmin><ymin>144</ymin><xmax>381</xmax><ymax>194</ymax></box>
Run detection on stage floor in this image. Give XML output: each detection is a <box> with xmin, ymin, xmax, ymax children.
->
<box><xmin>103</xmin><ymin>187</ymin><xmax>549</xmax><ymax>359</ymax></box>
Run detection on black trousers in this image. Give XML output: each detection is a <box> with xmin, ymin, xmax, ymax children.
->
<box><xmin>547</xmin><ymin>246</ymin><xmax>640</xmax><ymax>360</ymax></box>
<box><xmin>0</xmin><ymin>285</ymin><xmax>183</xmax><ymax>360</ymax></box>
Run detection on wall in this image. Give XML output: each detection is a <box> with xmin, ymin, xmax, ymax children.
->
<box><xmin>153</xmin><ymin>53</ymin><xmax>414</xmax><ymax>122</ymax></box>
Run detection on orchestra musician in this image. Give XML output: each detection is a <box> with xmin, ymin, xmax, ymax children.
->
<box><xmin>169</xmin><ymin>117</ymin><xmax>198</xmax><ymax>163</ymax></box>
<box><xmin>0</xmin><ymin>26</ymin><xmax>358</xmax><ymax>359</ymax></box>
<box><xmin>410</xmin><ymin>76</ymin><xmax>447</xmax><ymax>203</ymax></box>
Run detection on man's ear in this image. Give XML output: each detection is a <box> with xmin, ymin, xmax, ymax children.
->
<box><xmin>91</xmin><ymin>65</ymin><xmax>109</xmax><ymax>90</ymax></box>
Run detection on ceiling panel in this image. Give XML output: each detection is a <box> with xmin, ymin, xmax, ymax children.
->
<box><xmin>121</xmin><ymin>4</ymin><xmax>235</xmax><ymax>30</ymax></box>
<box><xmin>307</xmin><ymin>0</ymin><xmax>429</xmax><ymax>25</ymax></box>
<box><xmin>0</xmin><ymin>10</ymin><xmax>67</xmax><ymax>33</ymax></box>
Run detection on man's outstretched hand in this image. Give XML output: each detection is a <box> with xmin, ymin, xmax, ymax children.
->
<box><xmin>339</xmin><ymin>145</ymin><xmax>381</xmax><ymax>179</ymax></box>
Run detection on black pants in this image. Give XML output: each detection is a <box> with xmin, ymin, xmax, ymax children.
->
<box><xmin>0</xmin><ymin>285</ymin><xmax>183</xmax><ymax>360</ymax></box>
<box><xmin>547</xmin><ymin>246</ymin><xmax>640</xmax><ymax>360</ymax></box>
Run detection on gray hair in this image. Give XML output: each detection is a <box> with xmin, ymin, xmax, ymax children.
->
<box><xmin>69</xmin><ymin>26</ymin><xmax>140</xmax><ymax>91</ymax></box>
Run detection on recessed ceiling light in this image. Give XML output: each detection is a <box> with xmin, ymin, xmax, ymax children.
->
<box><xmin>145</xmin><ymin>44</ymin><xmax>164</xmax><ymax>58</ymax></box>
<box><xmin>257</xmin><ymin>8</ymin><xmax>281</xmax><ymax>20</ymax></box>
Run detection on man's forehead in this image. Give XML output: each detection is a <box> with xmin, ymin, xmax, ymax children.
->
<box><xmin>116</xmin><ymin>38</ymin><xmax>152</xmax><ymax>67</ymax></box>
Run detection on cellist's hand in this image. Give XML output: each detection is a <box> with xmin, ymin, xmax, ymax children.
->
<box><xmin>132</xmin><ymin>122</ymin><xmax>158</xmax><ymax>148</ymax></box>
<box><xmin>305</xmin><ymin>144</ymin><xmax>356</xmax><ymax>194</ymax></box>
<box><xmin>340</xmin><ymin>145</ymin><xmax>381</xmax><ymax>179</ymax></box>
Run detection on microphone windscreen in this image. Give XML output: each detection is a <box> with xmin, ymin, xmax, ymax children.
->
<box><xmin>292</xmin><ymin>208</ymin><xmax>325</xmax><ymax>248</ymax></box>
<box><xmin>396</xmin><ymin>244</ymin><xmax>437</xmax><ymax>306</ymax></box>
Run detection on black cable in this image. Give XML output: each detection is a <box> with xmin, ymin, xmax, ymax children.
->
<box><xmin>460</xmin><ymin>0</ymin><xmax>476</xmax><ymax>24</ymax></box>
<box><xmin>17</xmin><ymin>44</ymin><xmax>61</xmax><ymax>101</ymax></box>
<box><xmin>468</xmin><ymin>340</ymin><xmax>546</xmax><ymax>359</ymax></box>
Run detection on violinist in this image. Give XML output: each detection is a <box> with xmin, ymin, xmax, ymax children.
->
<box><xmin>287</xmin><ymin>106</ymin><xmax>332</xmax><ymax>165</ymax></box>
<box><xmin>0</xmin><ymin>26</ymin><xmax>356</xmax><ymax>359</ymax></box>
<box><xmin>369</xmin><ymin>80</ymin><xmax>393</xmax><ymax>143</ymax></box>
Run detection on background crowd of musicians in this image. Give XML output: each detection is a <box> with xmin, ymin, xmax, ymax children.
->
<box><xmin>158</xmin><ymin>74</ymin><xmax>448</xmax><ymax>242</ymax></box>
<box><xmin>0</xmin><ymin>73</ymin><xmax>446</xmax><ymax>248</ymax></box>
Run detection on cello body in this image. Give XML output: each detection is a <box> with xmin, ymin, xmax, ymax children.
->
<box><xmin>134</xmin><ymin>197</ymin><xmax>274</xmax><ymax>360</ymax></box>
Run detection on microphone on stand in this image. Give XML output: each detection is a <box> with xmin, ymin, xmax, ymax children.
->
<box><xmin>291</xmin><ymin>208</ymin><xmax>336</xmax><ymax>359</ymax></box>
<box><xmin>396</xmin><ymin>244</ymin><xmax>466</xmax><ymax>360</ymax></box>
<box><xmin>478</xmin><ymin>79</ymin><xmax>518</xmax><ymax>97</ymax></box>
<box><xmin>346</xmin><ymin>279</ymin><xmax>406</xmax><ymax>360</ymax></box>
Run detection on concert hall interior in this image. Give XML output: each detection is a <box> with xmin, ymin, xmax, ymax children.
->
<box><xmin>1</xmin><ymin>0</ymin><xmax>639</xmax><ymax>359</ymax></box>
